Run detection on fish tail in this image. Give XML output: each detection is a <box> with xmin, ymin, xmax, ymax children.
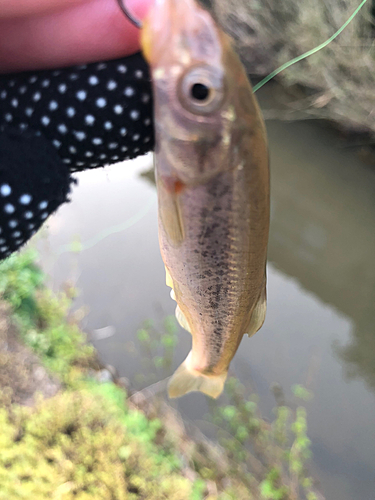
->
<box><xmin>168</xmin><ymin>353</ymin><xmax>227</xmax><ymax>399</ymax></box>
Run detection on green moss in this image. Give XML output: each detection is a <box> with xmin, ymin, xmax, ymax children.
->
<box><xmin>0</xmin><ymin>251</ymin><xmax>200</xmax><ymax>498</ymax></box>
<box><xmin>0</xmin><ymin>388</ymin><xmax>192</xmax><ymax>500</ymax></box>
<box><xmin>0</xmin><ymin>249</ymin><xmax>43</xmax><ymax>316</ymax></box>
<box><xmin>190</xmin><ymin>478</ymin><xmax>206</xmax><ymax>500</ymax></box>
<box><xmin>0</xmin><ymin>250</ymin><xmax>96</xmax><ymax>382</ymax></box>
<box><xmin>0</xmin><ymin>249</ymin><xmax>322</xmax><ymax>500</ymax></box>
<box><xmin>25</xmin><ymin>288</ymin><xmax>95</xmax><ymax>378</ymax></box>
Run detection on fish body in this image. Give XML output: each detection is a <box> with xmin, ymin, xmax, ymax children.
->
<box><xmin>141</xmin><ymin>0</ymin><xmax>269</xmax><ymax>398</ymax></box>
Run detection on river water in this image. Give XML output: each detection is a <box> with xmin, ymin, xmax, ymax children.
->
<box><xmin>35</xmin><ymin>113</ymin><xmax>375</xmax><ymax>499</ymax></box>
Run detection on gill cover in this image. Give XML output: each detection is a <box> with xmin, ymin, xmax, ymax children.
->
<box><xmin>140</xmin><ymin>0</ymin><xmax>238</xmax><ymax>186</ymax></box>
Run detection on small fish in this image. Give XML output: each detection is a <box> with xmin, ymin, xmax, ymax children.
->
<box><xmin>141</xmin><ymin>0</ymin><xmax>270</xmax><ymax>398</ymax></box>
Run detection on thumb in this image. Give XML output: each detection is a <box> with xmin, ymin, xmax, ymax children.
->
<box><xmin>0</xmin><ymin>0</ymin><xmax>151</xmax><ymax>73</ymax></box>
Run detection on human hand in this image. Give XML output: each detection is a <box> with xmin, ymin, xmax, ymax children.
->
<box><xmin>0</xmin><ymin>0</ymin><xmax>155</xmax><ymax>260</ymax></box>
<box><xmin>0</xmin><ymin>0</ymin><xmax>151</xmax><ymax>73</ymax></box>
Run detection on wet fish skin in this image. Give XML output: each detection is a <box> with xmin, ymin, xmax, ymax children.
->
<box><xmin>141</xmin><ymin>0</ymin><xmax>269</xmax><ymax>398</ymax></box>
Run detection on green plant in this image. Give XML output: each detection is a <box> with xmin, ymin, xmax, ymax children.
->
<box><xmin>0</xmin><ymin>388</ymin><xmax>192</xmax><ymax>500</ymax></box>
<box><xmin>260</xmin><ymin>468</ymin><xmax>289</xmax><ymax>500</ymax></box>
<box><xmin>204</xmin><ymin>377</ymin><xmax>319</xmax><ymax>499</ymax></box>
<box><xmin>0</xmin><ymin>252</ymin><xmax>220</xmax><ymax>499</ymax></box>
<box><xmin>135</xmin><ymin>315</ymin><xmax>179</xmax><ymax>387</ymax></box>
<box><xmin>0</xmin><ymin>249</ymin><xmax>44</xmax><ymax>316</ymax></box>
<box><xmin>25</xmin><ymin>288</ymin><xmax>95</xmax><ymax>379</ymax></box>
<box><xmin>0</xmin><ymin>250</ymin><xmax>323</xmax><ymax>500</ymax></box>
<box><xmin>132</xmin><ymin>310</ymin><xmax>322</xmax><ymax>499</ymax></box>
<box><xmin>0</xmin><ymin>249</ymin><xmax>95</xmax><ymax>382</ymax></box>
<box><xmin>190</xmin><ymin>478</ymin><xmax>206</xmax><ymax>500</ymax></box>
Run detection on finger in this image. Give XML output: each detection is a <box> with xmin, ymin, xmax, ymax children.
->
<box><xmin>0</xmin><ymin>0</ymin><xmax>150</xmax><ymax>73</ymax></box>
<box><xmin>0</xmin><ymin>0</ymin><xmax>85</xmax><ymax>19</ymax></box>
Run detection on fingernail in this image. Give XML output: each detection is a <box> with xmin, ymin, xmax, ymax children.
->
<box><xmin>125</xmin><ymin>0</ymin><xmax>153</xmax><ymax>22</ymax></box>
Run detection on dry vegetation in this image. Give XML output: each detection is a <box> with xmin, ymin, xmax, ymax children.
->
<box><xmin>210</xmin><ymin>0</ymin><xmax>375</xmax><ymax>138</ymax></box>
<box><xmin>0</xmin><ymin>301</ymin><xmax>60</xmax><ymax>408</ymax></box>
<box><xmin>0</xmin><ymin>250</ymin><xmax>324</xmax><ymax>500</ymax></box>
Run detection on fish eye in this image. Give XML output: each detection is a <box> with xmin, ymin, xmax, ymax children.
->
<box><xmin>178</xmin><ymin>65</ymin><xmax>225</xmax><ymax>116</ymax></box>
<box><xmin>190</xmin><ymin>83</ymin><xmax>210</xmax><ymax>101</ymax></box>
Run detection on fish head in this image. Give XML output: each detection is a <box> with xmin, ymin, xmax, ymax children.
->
<box><xmin>141</xmin><ymin>0</ymin><xmax>245</xmax><ymax>186</ymax></box>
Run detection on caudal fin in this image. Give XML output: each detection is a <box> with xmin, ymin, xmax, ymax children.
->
<box><xmin>168</xmin><ymin>354</ymin><xmax>227</xmax><ymax>399</ymax></box>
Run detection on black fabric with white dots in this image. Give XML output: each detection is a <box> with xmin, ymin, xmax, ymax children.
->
<box><xmin>0</xmin><ymin>52</ymin><xmax>155</xmax><ymax>261</ymax></box>
<box><xmin>0</xmin><ymin>128</ymin><xmax>74</xmax><ymax>258</ymax></box>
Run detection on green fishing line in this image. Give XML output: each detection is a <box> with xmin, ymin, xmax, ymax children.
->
<box><xmin>54</xmin><ymin>1</ymin><xmax>367</xmax><ymax>255</ymax></box>
<box><xmin>57</xmin><ymin>194</ymin><xmax>157</xmax><ymax>256</ymax></box>
<box><xmin>253</xmin><ymin>0</ymin><xmax>368</xmax><ymax>92</ymax></box>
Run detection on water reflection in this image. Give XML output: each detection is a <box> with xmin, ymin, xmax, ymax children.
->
<box><xmin>35</xmin><ymin>119</ymin><xmax>375</xmax><ymax>500</ymax></box>
<box><xmin>266</xmin><ymin>120</ymin><xmax>375</xmax><ymax>392</ymax></box>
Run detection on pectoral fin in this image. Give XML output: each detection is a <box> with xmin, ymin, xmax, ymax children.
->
<box><xmin>246</xmin><ymin>283</ymin><xmax>267</xmax><ymax>337</ymax></box>
<box><xmin>158</xmin><ymin>181</ymin><xmax>185</xmax><ymax>245</ymax></box>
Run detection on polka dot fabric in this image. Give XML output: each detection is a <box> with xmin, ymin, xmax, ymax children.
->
<box><xmin>0</xmin><ymin>129</ymin><xmax>73</xmax><ymax>259</ymax></box>
<box><xmin>0</xmin><ymin>53</ymin><xmax>154</xmax><ymax>171</ymax></box>
<box><xmin>0</xmin><ymin>52</ymin><xmax>155</xmax><ymax>260</ymax></box>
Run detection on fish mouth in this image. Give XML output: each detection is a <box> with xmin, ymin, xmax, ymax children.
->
<box><xmin>141</xmin><ymin>0</ymin><xmax>221</xmax><ymax>68</ymax></box>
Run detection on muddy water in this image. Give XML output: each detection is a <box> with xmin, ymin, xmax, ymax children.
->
<box><xmin>36</xmin><ymin>118</ymin><xmax>375</xmax><ymax>500</ymax></box>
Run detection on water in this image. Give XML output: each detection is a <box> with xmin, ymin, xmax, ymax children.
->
<box><xmin>36</xmin><ymin>118</ymin><xmax>375</xmax><ymax>500</ymax></box>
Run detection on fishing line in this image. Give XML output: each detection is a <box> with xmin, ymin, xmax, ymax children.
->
<box><xmin>57</xmin><ymin>194</ymin><xmax>157</xmax><ymax>256</ymax></box>
<box><xmin>54</xmin><ymin>1</ymin><xmax>366</xmax><ymax>253</ymax></box>
<box><xmin>253</xmin><ymin>0</ymin><xmax>368</xmax><ymax>92</ymax></box>
<box><xmin>128</xmin><ymin>376</ymin><xmax>171</xmax><ymax>402</ymax></box>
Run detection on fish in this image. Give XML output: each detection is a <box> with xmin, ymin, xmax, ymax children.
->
<box><xmin>141</xmin><ymin>0</ymin><xmax>270</xmax><ymax>398</ymax></box>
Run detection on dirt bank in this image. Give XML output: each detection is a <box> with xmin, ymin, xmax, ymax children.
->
<box><xmin>0</xmin><ymin>300</ymin><xmax>60</xmax><ymax>407</ymax></box>
<box><xmin>209</xmin><ymin>0</ymin><xmax>375</xmax><ymax>142</ymax></box>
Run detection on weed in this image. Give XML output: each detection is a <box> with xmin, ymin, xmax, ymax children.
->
<box><xmin>135</xmin><ymin>319</ymin><xmax>322</xmax><ymax>499</ymax></box>
<box><xmin>0</xmin><ymin>388</ymin><xmax>191</xmax><ymax>500</ymax></box>
<box><xmin>0</xmin><ymin>249</ymin><xmax>95</xmax><ymax>382</ymax></box>
<box><xmin>0</xmin><ymin>250</ymin><xmax>323</xmax><ymax>499</ymax></box>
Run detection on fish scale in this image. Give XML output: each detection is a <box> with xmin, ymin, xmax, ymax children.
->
<box><xmin>142</xmin><ymin>0</ymin><xmax>269</xmax><ymax>398</ymax></box>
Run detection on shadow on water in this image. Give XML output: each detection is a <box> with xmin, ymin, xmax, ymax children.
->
<box><xmin>36</xmin><ymin>118</ymin><xmax>375</xmax><ymax>500</ymax></box>
<box><xmin>267</xmin><ymin>120</ymin><xmax>375</xmax><ymax>388</ymax></box>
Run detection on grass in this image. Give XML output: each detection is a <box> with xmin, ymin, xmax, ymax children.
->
<box><xmin>0</xmin><ymin>249</ymin><xmax>323</xmax><ymax>499</ymax></box>
<box><xmin>0</xmin><ymin>249</ymin><xmax>95</xmax><ymax>384</ymax></box>
<box><xmin>135</xmin><ymin>322</ymin><xmax>321</xmax><ymax>499</ymax></box>
<box><xmin>212</xmin><ymin>0</ymin><xmax>375</xmax><ymax>139</ymax></box>
<box><xmin>0</xmin><ymin>385</ymin><xmax>193</xmax><ymax>500</ymax></box>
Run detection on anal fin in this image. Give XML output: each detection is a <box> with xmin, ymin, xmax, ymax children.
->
<box><xmin>165</xmin><ymin>266</ymin><xmax>177</xmax><ymax>301</ymax></box>
<box><xmin>165</xmin><ymin>266</ymin><xmax>173</xmax><ymax>288</ymax></box>
<box><xmin>165</xmin><ymin>266</ymin><xmax>191</xmax><ymax>333</ymax></box>
<box><xmin>246</xmin><ymin>283</ymin><xmax>267</xmax><ymax>337</ymax></box>
<box><xmin>175</xmin><ymin>305</ymin><xmax>191</xmax><ymax>334</ymax></box>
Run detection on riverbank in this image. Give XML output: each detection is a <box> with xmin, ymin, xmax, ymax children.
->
<box><xmin>0</xmin><ymin>249</ymin><xmax>323</xmax><ymax>500</ymax></box>
<box><xmin>209</xmin><ymin>0</ymin><xmax>375</xmax><ymax>155</ymax></box>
